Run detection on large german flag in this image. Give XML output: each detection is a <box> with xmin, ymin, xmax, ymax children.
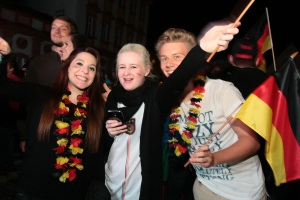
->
<box><xmin>245</xmin><ymin>11</ymin><xmax>272</xmax><ymax>72</ymax></box>
<box><xmin>235</xmin><ymin>56</ymin><xmax>300</xmax><ymax>186</ymax></box>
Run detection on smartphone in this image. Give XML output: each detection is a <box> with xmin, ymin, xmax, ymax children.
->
<box><xmin>107</xmin><ymin>110</ymin><xmax>125</xmax><ymax>124</ymax></box>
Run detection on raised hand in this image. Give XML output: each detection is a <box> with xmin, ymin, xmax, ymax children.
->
<box><xmin>0</xmin><ymin>37</ymin><xmax>11</xmax><ymax>55</ymax></box>
<box><xmin>198</xmin><ymin>21</ymin><xmax>240</xmax><ymax>53</ymax></box>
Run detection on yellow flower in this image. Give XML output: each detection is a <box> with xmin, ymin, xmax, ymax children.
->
<box><xmin>57</xmin><ymin>157</ymin><xmax>69</xmax><ymax>165</ymax></box>
<box><xmin>193</xmin><ymin>92</ymin><xmax>204</xmax><ymax>99</ymax></box>
<box><xmin>173</xmin><ymin>107</ymin><xmax>181</xmax><ymax>114</ymax></box>
<box><xmin>59</xmin><ymin>101</ymin><xmax>69</xmax><ymax>111</ymax></box>
<box><xmin>71</xmin><ymin>125</ymin><xmax>85</xmax><ymax>135</ymax></box>
<box><xmin>174</xmin><ymin>146</ymin><xmax>182</xmax><ymax>156</ymax></box>
<box><xmin>182</xmin><ymin>134</ymin><xmax>191</xmax><ymax>144</ymax></box>
<box><xmin>55</xmin><ymin>120</ymin><xmax>69</xmax><ymax>129</ymax></box>
<box><xmin>69</xmin><ymin>163</ymin><xmax>84</xmax><ymax>170</ymax></box>
<box><xmin>57</xmin><ymin>138</ymin><xmax>68</xmax><ymax>146</ymax></box>
<box><xmin>186</xmin><ymin>121</ymin><xmax>196</xmax><ymax>130</ymax></box>
<box><xmin>59</xmin><ymin>171</ymin><xmax>69</xmax><ymax>183</ymax></box>
<box><xmin>168</xmin><ymin>138</ymin><xmax>178</xmax><ymax>143</ymax></box>
<box><xmin>69</xmin><ymin>145</ymin><xmax>84</xmax><ymax>155</ymax></box>
<box><xmin>169</xmin><ymin>123</ymin><xmax>180</xmax><ymax>131</ymax></box>
<box><xmin>194</xmin><ymin>75</ymin><xmax>205</xmax><ymax>81</ymax></box>
<box><xmin>62</xmin><ymin>94</ymin><xmax>68</xmax><ymax>100</ymax></box>
<box><xmin>189</xmin><ymin>107</ymin><xmax>200</xmax><ymax>114</ymax></box>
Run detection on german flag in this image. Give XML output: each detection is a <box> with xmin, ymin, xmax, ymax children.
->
<box><xmin>235</xmin><ymin>55</ymin><xmax>300</xmax><ymax>186</ymax></box>
<box><xmin>245</xmin><ymin>11</ymin><xmax>272</xmax><ymax>72</ymax></box>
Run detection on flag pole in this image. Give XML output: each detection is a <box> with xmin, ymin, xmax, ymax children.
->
<box><xmin>206</xmin><ymin>0</ymin><xmax>255</xmax><ymax>62</ymax></box>
<box><xmin>290</xmin><ymin>52</ymin><xmax>298</xmax><ymax>59</ymax></box>
<box><xmin>266</xmin><ymin>7</ymin><xmax>277</xmax><ymax>71</ymax></box>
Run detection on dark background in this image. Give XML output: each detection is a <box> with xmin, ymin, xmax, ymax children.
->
<box><xmin>146</xmin><ymin>0</ymin><xmax>300</xmax><ymax>61</ymax></box>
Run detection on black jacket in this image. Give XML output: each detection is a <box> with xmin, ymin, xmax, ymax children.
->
<box><xmin>104</xmin><ymin>45</ymin><xmax>207</xmax><ymax>200</ymax></box>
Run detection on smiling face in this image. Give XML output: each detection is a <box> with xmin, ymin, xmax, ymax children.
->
<box><xmin>117</xmin><ymin>51</ymin><xmax>150</xmax><ymax>91</ymax></box>
<box><xmin>60</xmin><ymin>35</ymin><xmax>74</xmax><ymax>61</ymax></box>
<box><xmin>159</xmin><ymin>42</ymin><xmax>189</xmax><ymax>77</ymax></box>
<box><xmin>51</xmin><ymin>19</ymin><xmax>71</xmax><ymax>47</ymax></box>
<box><xmin>68</xmin><ymin>52</ymin><xmax>96</xmax><ymax>93</ymax></box>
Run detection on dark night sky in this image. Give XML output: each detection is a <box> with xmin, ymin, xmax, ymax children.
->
<box><xmin>146</xmin><ymin>0</ymin><xmax>300</xmax><ymax>59</ymax></box>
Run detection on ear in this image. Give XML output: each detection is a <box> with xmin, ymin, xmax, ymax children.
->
<box><xmin>228</xmin><ymin>55</ymin><xmax>234</xmax><ymax>65</ymax></box>
<box><xmin>145</xmin><ymin>65</ymin><xmax>151</xmax><ymax>76</ymax></box>
<box><xmin>255</xmin><ymin>57</ymin><xmax>259</xmax><ymax>66</ymax></box>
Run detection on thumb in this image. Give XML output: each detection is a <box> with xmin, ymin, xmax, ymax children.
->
<box><xmin>103</xmin><ymin>83</ymin><xmax>111</xmax><ymax>93</ymax></box>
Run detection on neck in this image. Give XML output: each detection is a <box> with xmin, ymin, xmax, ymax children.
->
<box><xmin>69</xmin><ymin>89</ymin><xmax>84</xmax><ymax>104</ymax></box>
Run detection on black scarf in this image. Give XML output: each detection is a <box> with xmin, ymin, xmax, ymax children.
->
<box><xmin>106</xmin><ymin>78</ymin><xmax>156</xmax><ymax>122</ymax></box>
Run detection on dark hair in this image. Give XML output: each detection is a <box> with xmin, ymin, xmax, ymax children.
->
<box><xmin>70</xmin><ymin>34</ymin><xmax>90</xmax><ymax>49</ymax></box>
<box><xmin>7</xmin><ymin>57</ymin><xmax>21</xmax><ymax>77</ymax></box>
<box><xmin>53</xmin><ymin>15</ymin><xmax>78</xmax><ymax>34</ymax></box>
<box><xmin>38</xmin><ymin>47</ymin><xmax>104</xmax><ymax>153</ymax></box>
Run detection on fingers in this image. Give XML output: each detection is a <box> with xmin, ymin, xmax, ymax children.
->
<box><xmin>103</xmin><ymin>83</ymin><xmax>111</xmax><ymax>93</ymax></box>
<box><xmin>106</xmin><ymin>120</ymin><xmax>127</xmax><ymax>136</ymax></box>
<box><xmin>0</xmin><ymin>37</ymin><xmax>11</xmax><ymax>55</ymax></box>
<box><xmin>190</xmin><ymin>145</ymin><xmax>214</xmax><ymax>168</ymax></box>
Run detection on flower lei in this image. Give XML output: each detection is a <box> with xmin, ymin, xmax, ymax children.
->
<box><xmin>168</xmin><ymin>72</ymin><xmax>205</xmax><ymax>157</ymax></box>
<box><xmin>52</xmin><ymin>88</ymin><xmax>89</xmax><ymax>183</ymax></box>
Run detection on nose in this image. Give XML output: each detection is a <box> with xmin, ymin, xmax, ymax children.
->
<box><xmin>123</xmin><ymin>67</ymin><xmax>131</xmax><ymax>76</ymax></box>
<box><xmin>166</xmin><ymin>58</ymin><xmax>175</xmax><ymax>68</ymax></box>
<box><xmin>81</xmin><ymin>65</ymin><xmax>89</xmax><ymax>74</ymax></box>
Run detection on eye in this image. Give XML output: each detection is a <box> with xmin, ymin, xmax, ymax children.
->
<box><xmin>130</xmin><ymin>65</ymin><xmax>137</xmax><ymax>68</ymax></box>
<box><xmin>160</xmin><ymin>57</ymin><xmax>167</xmax><ymax>62</ymax></box>
<box><xmin>76</xmin><ymin>62</ymin><xmax>83</xmax><ymax>66</ymax></box>
<box><xmin>89</xmin><ymin>66</ymin><xmax>95</xmax><ymax>71</ymax></box>
<box><xmin>118</xmin><ymin>65</ymin><xmax>125</xmax><ymax>69</ymax></box>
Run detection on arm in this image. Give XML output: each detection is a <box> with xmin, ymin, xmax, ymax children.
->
<box><xmin>156</xmin><ymin>22</ymin><xmax>240</xmax><ymax>113</ymax></box>
<box><xmin>0</xmin><ymin>64</ymin><xmax>44</xmax><ymax>105</ymax></box>
<box><xmin>0</xmin><ymin>37</ymin><xmax>11</xmax><ymax>55</ymax></box>
<box><xmin>190</xmin><ymin>118</ymin><xmax>260</xmax><ymax>167</ymax></box>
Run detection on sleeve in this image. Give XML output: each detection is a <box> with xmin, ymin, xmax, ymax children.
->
<box><xmin>0</xmin><ymin>62</ymin><xmax>43</xmax><ymax>105</ymax></box>
<box><xmin>24</xmin><ymin>57</ymin><xmax>37</xmax><ymax>83</ymax></box>
<box><xmin>221</xmin><ymin>82</ymin><xmax>244</xmax><ymax>118</ymax></box>
<box><xmin>156</xmin><ymin>45</ymin><xmax>207</xmax><ymax>113</ymax></box>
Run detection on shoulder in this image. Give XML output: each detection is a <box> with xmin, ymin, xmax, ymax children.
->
<box><xmin>205</xmin><ymin>78</ymin><xmax>243</xmax><ymax>99</ymax></box>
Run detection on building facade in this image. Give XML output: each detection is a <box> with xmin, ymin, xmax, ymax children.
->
<box><xmin>0</xmin><ymin>0</ymin><xmax>152</xmax><ymax>73</ymax></box>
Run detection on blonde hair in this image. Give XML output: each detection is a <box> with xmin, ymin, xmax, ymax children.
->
<box><xmin>155</xmin><ymin>28</ymin><xmax>197</xmax><ymax>56</ymax></box>
<box><xmin>116</xmin><ymin>43</ymin><xmax>157</xmax><ymax>80</ymax></box>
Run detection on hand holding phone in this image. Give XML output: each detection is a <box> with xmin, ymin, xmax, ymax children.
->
<box><xmin>107</xmin><ymin>110</ymin><xmax>125</xmax><ymax>124</ymax></box>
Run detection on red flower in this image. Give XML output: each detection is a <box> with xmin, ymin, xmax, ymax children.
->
<box><xmin>187</xmin><ymin>116</ymin><xmax>197</xmax><ymax>123</ymax></box>
<box><xmin>63</xmin><ymin>98</ymin><xmax>72</xmax><ymax>104</ymax></box>
<box><xmin>71</xmin><ymin>138</ymin><xmax>83</xmax><ymax>147</ymax></box>
<box><xmin>68</xmin><ymin>168</ymin><xmax>76</xmax><ymax>182</ymax></box>
<box><xmin>69</xmin><ymin>156</ymin><xmax>82</xmax><ymax>165</ymax></box>
<box><xmin>194</xmin><ymin>85</ymin><xmax>205</xmax><ymax>93</ymax></box>
<box><xmin>53</xmin><ymin>146</ymin><xmax>66</xmax><ymax>154</ymax></box>
<box><xmin>71</xmin><ymin>119</ymin><xmax>82</xmax><ymax>129</ymax></box>
<box><xmin>182</xmin><ymin>130</ymin><xmax>193</xmax><ymax>138</ymax></box>
<box><xmin>56</xmin><ymin>127</ymin><xmax>70</xmax><ymax>134</ymax></box>
<box><xmin>77</xmin><ymin>93</ymin><xmax>89</xmax><ymax>104</ymax></box>
<box><xmin>170</xmin><ymin>114</ymin><xmax>180</xmax><ymax>119</ymax></box>
<box><xmin>177</xmin><ymin>144</ymin><xmax>188</xmax><ymax>153</ymax></box>
<box><xmin>77</xmin><ymin>108</ymin><xmax>87</xmax><ymax>116</ymax></box>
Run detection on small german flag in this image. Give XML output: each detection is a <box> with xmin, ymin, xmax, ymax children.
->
<box><xmin>235</xmin><ymin>55</ymin><xmax>300</xmax><ymax>186</ymax></box>
<box><xmin>245</xmin><ymin>11</ymin><xmax>272</xmax><ymax>72</ymax></box>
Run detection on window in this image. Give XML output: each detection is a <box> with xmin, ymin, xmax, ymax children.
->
<box><xmin>86</xmin><ymin>15</ymin><xmax>94</xmax><ymax>36</ymax></box>
<box><xmin>139</xmin><ymin>4</ymin><xmax>145</xmax><ymax>18</ymax></box>
<box><xmin>101</xmin><ymin>22</ymin><xmax>109</xmax><ymax>41</ymax></box>
<box><xmin>130</xmin><ymin>0</ymin><xmax>135</xmax><ymax>13</ymax></box>
<box><xmin>115</xmin><ymin>28</ymin><xmax>122</xmax><ymax>46</ymax></box>
<box><xmin>119</xmin><ymin>0</ymin><xmax>125</xmax><ymax>6</ymax></box>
